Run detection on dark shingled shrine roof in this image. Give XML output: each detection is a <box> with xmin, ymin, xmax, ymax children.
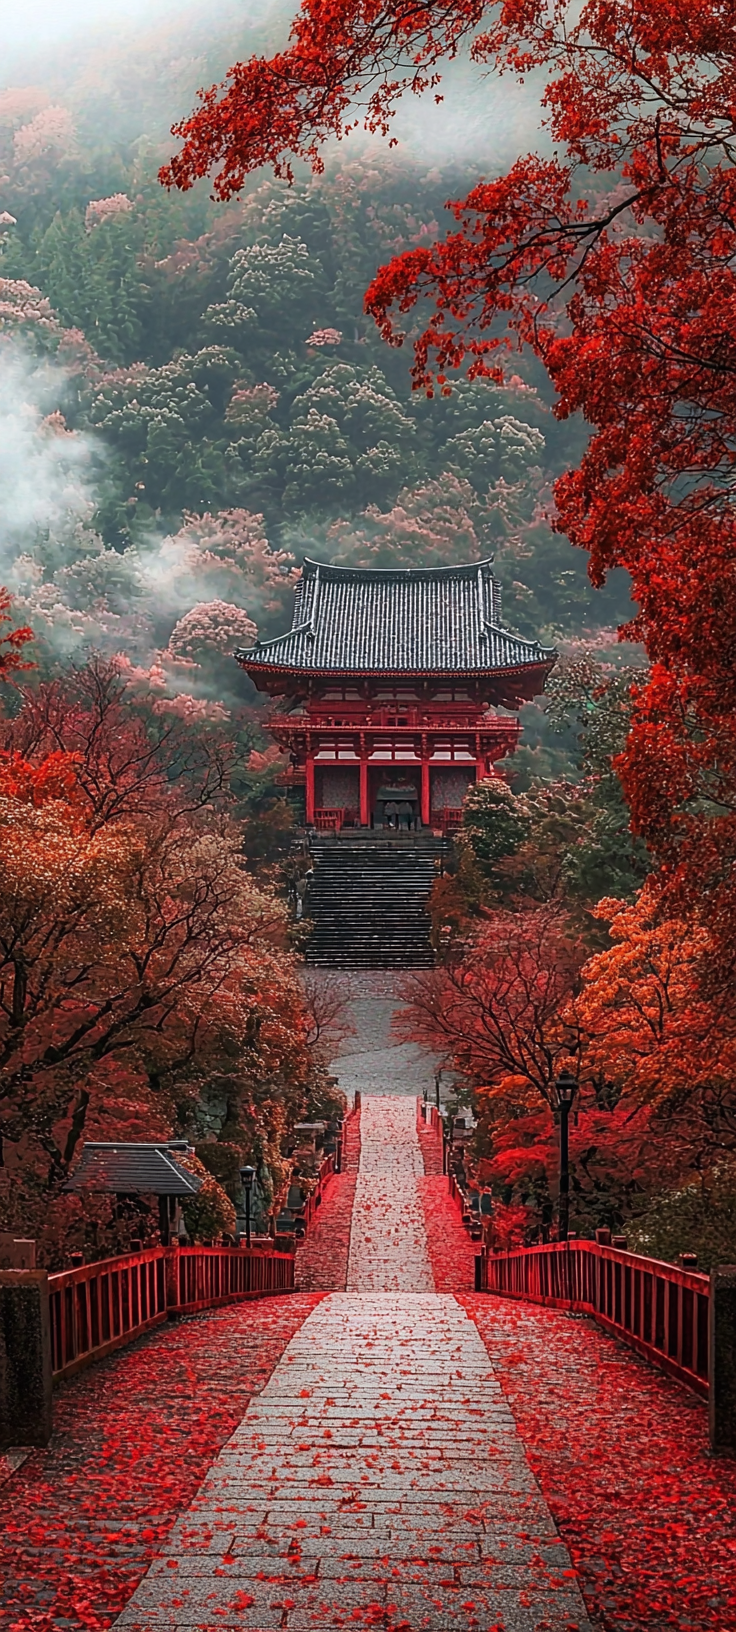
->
<box><xmin>65</xmin><ymin>1143</ymin><xmax>204</xmax><ymax>1196</ymax></box>
<box><xmin>237</xmin><ymin>559</ymin><xmax>556</xmax><ymax>677</ymax></box>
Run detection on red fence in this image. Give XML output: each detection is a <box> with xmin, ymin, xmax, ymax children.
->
<box><xmin>49</xmin><ymin>1245</ymin><xmax>295</xmax><ymax>1382</ymax></box>
<box><xmin>484</xmin><ymin>1240</ymin><xmax>710</xmax><ymax>1399</ymax></box>
<box><xmin>49</xmin><ymin>1248</ymin><xmax>167</xmax><ymax>1380</ymax></box>
<box><xmin>170</xmin><ymin>1244</ymin><xmax>294</xmax><ymax>1316</ymax></box>
<box><xmin>418</xmin><ymin>1097</ymin><xmax>711</xmax><ymax>1404</ymax></box>
<box><xmin>313</xmin><ymin>807</ymin><xmax>346</xmax><ymax>832</ymax></box>
<box><xmin>302</xmin><ymin>1154</ymin><xmax>335</xmax><ymax>1233</ymax></box>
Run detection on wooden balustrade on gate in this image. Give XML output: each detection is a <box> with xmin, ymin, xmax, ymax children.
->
<box><xmin>49</xmin><ymin>1244</ymin><xmax>295</xmax><ymax>1382</ymax></box>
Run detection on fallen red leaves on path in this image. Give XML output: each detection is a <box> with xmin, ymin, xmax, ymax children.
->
<box><xmin>416</xmin><ymin>1104</ymin><xmax>443</xmax><ymax>1176</ymax></box>
<box><xmin>0</xmin><ymin>1292</ymin><xmax>323</xmax><ymax>1632</ymax></box>
<box><xmin>342</xmin><ymin>1101</ymin><xmax>362</xmax><ymax>1172</ymax></box>
<box><xmin>295</xmin><ymin>1103</ymin><xmax>361</xmax><ymax>1292</ymax></box>
<box><xmin>418</xmin><ymin>1173</ymin><xmax>478</xmax><ymax>1292</ymax></box>
<box><xmin>463</xmin><ymin>1293</ymin><xmax>736</xmax><ymax>1632</ymax></box>
<box><xmin>294</xmin><ymin>1172</ymin><xmax>358</xmax><ymax>1291</ymax></box>
<box><xmin>416</xmin><ymin>1100</ymin><xmax>478</xmax><ymax>1292</ymax></box>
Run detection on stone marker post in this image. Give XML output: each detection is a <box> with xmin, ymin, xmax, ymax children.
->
<box><xmin>0</xmin><ymin>1270</ymin><xmax>52</xmax><ymax>1449</ymax></box>
<box><xmin>0</xmin><ymin>1235</ymin><xmax>36</xmax><ymax>1270</ymax></box>
<box><xmin>709</xmin><ymin>1264</ymin><xmax>736</xmax><ymax>1455</ymax></box>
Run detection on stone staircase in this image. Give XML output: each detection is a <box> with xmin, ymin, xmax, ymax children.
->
<box><xmin>305</xmin><ymin>836</ymin><xmax>439</xmax><ymax>968</ymax></box>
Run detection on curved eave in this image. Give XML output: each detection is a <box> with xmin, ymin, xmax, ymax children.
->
<box><xmin>237</xmin><ymin>656</ymin><xmax>556</xmax><ymax>682</ymax></box>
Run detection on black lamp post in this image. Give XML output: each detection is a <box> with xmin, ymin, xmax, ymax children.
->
<box><xmin>240</xmin><ymin>1164</ymin><xmax>255</xmax><ymax>1248</ymax></box>
<box><xmin>555</xmin><ymin>1070</ymin><xmax>577</xmax><ymax>1242</ymax></box>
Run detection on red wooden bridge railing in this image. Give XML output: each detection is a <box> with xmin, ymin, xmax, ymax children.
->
<box><xmin>49</xmin><ymin>1244</ymin><xmax>294</xmax><ymax>1383</ymax></box>
<box><xmin>417</xmin><ymin>1098</ymin><xmax>735</xmax><ymax>1451</ymax></box>
<box><xmin>299</xmin><ymin>1154</ymin><xmax>336</xmax><ymax>1235</ymax></box>
<box><xmin>482</xmin><ymin>1239</ymin><xmax>709</xmax><ymax>1399</ymax></box>
<box><xmin>481</xmin><ymin>1241</ymin><xmax>736</xmax><ymax>1453</ymax></box>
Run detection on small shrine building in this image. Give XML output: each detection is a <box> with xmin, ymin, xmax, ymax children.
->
<box><xmin>237</xmin><ymin>559</ymin><xmax>555</xmax><ymax>832</ymax></box>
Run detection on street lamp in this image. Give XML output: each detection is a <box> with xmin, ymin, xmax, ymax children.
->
<box><xmin>555</xmin><ymin>1070</ymin><xmax>577</xmax><ymax>1243</ymax></box>
<box><xmin>240</xmin><ymin>1164</ymin><xmax>255</xmax><ymax>1248</ymax></box>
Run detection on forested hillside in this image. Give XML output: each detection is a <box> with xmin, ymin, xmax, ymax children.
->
<box><xmin>0</xmin><ymin>2</ymin><xmax>630</xmax><ymax>761</ymax></box>
<box><xmin>12</xmin><ymin>0</ymin><xmax>724</xmax><ymax>1269</ymax></box>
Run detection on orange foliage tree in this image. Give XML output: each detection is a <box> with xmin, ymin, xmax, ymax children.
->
<box><xmin>575</xmin><ymin>887</ymin><xmax>736</xmax><ymax>1181</ymax></box>
<box><xmin>399</xmin><ymin>887</ymin><xmax>729</xmax><ymax>1234</ymax></box>
<box><xmin>0</xmin><ymin>662</ymin><xmax>328</xmax><ymax>1263</ymax></box>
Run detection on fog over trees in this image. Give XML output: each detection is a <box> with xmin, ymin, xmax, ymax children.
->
<box><xmin>4</xmin><ymin>0</ymin><xmax>730</xmax><ymax>1269</ymax></box>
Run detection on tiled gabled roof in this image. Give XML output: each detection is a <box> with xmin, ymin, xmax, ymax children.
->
<box><xmin>65</xmin><ymin>1142</ymin><xmax>204</xmax><ymax>1196</ymax></box>
<box><xmin>237</xmin><ymin>559</ymin><xmax>555</xmax><ymax>675</ymax></box>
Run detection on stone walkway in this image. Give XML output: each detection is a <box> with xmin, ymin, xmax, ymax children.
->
<box><xmin>115</xmin><ymin>1097</ymin><xmax>591</xmax><ymax>1631</ymax></box>
<box><xmin>324</xmin><ymin>972</ymin><xmax>440</xmax><ymax>1100</ymax></box>
<box><xmin>347</xmin><ymin>1097</ymin><xmax>433</xmax><ymax>1293</ymax></box>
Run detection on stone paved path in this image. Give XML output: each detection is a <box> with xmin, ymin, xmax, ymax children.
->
<box><xmin>347</xmin><ymin>1097</ymin><xmax>433</xmax><ymax>1294</ymax></box>
<box><xmin>322</xmin><ymin>971</ymin><xmax>440</xmax><ymax>1100</ymax></box>
<box><xmin>115</xmin><ymin>1099</ymin><xmax>592</xmax><ymax>1631</ymax></box>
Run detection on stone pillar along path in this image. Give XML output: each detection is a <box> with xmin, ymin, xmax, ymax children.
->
<box><xmin>114</xmin><ymin>1098</ymin><xmax>592</xmax><ymax>1631</ymax></box>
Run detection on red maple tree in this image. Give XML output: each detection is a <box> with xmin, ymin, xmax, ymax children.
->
<box><xmin>0</xmin><ymin>587</ymin><xmax>34</xmax><ymax>682</ymax></box>
<box><xmin>161</xmin><ymin>0</ymin><xmax>736</xmax><ymax>965</ymax></box>
<box><xmin>0</xmin><ymin>663</ymin><xmax>320</xmax><ymax>1262</ymax></box>
<box><xmin>397</xmin><ymin>905</ymin><xmax>585</xmax><ymax>1102</ymax></box>
<box><xmin>398</xmin><ymin>907</ymin><xmax>658</xmax><ymax>1232</ymax></box>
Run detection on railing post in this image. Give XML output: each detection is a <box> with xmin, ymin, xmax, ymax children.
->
<box><xmin>165</xmin><ymin>1247</ymin><xmax>180</xmax><ymax>1313</ymax></box>
<box><xmin>709</xmin><ymin>1264</ymin><xmax>736</xmax><ymax>1454</ymax></box>
<box><xmin>0</xmin><ymin>1271</ymin><xmax>52</xmax><ymax>1448</ymax></box>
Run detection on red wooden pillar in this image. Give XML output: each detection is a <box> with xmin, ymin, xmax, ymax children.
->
<box><xmin>421</xmin><ymin>752</ymin><xmax>431</xmax><ymax>828</ymax></box>
<box><xmin>306</xmin><ymin>751</ymin><xmax>316</xmax><ymax>825</ymax></box>
<box><xmin>476</xmin><ymin>753</ymin><xmax>487</xmax><ymax>783</ymax></box>
<box><xmin>359</xmin><ymin>756</ymin><xmax>369</xmax><ymax>826</ymax></box>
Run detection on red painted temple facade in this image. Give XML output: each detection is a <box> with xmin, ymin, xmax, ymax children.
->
<box><xmin>237</xmin><ymin>560</ymin><xmax>555</xmax><ymax>832</ymax></box>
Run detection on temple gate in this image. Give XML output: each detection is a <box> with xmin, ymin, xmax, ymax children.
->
<box><xmin>236</xmin><ymin>559</ymin><xmax>555</xmax><ymax>835</ymax></box>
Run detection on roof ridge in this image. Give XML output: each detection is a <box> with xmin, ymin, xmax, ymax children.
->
<box><xmin>301</xmin><ymin>556</ymin><xmax>496</xmax><ymax>578</ymax></box>
<box><xmin>237</xmin><ymin>619</ymin><xmax>313</xmax><ymax>655</ymax></box>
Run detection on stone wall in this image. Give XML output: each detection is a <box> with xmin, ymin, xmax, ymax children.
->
<box><xmin>0</xmin><ymin>1271</ymin><xmax>52</xmax><ymax>1448</ymax></box>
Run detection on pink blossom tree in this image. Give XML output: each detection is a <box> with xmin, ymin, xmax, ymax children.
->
<box><xmin>12</xmin><ymin>105</ymin><xmax>75</xmax><ymax>168</ymax></box>
<box><xmin>85</xmin><ymin>193</ymin><xmax>133</xmax><ymax>230</ymax></box>
<box><xmin>166</xmin><ymin>600</ymin><xmax>257</xmax><ymax>665</ymax></box>
<box><xmin>160</xmin><ymin>509</ymin><xmax>299</xmax><ymax>636</ymax></box>
<box><xmin>326</xmin><ymin>474</ymin><xmax>485</xmax><ymax>569</ymax></box>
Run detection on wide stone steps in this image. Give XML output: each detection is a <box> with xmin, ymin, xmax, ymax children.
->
<box><xmin>305</xmin><ymin>841</ymin><xmax>438</xmax><ymax>968</ymax></box>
